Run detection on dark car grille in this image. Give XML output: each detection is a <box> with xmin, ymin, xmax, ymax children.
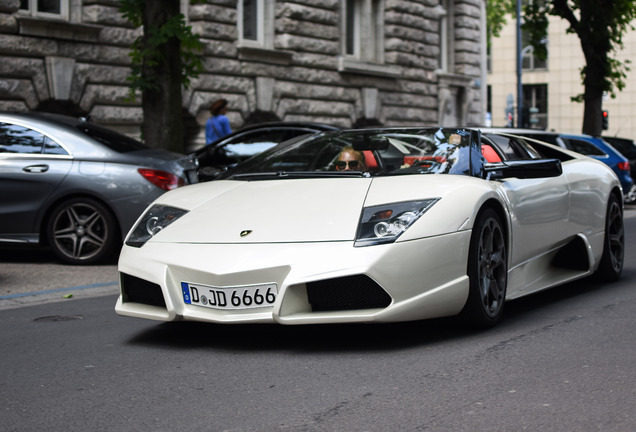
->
<box><xmin>306</xmin><ymin>275</ymin><xmax>392</xmax><ymax>312</ymax></box>
<box><xmin>121</xmin><ymin>273</ymin><xmax>166</xmax><ymax>308</ymax></box>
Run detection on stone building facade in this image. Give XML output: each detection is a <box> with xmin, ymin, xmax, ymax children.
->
<box><xmin>0</xmin><ymin>0</ymin><xmax>486</xmax><ymax>149</ymax></box>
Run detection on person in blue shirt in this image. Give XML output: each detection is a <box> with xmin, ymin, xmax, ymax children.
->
<box><xmin>205</xmin><ymin>99</ymin><xmax>232</xmax><ymax>145</ymax></box>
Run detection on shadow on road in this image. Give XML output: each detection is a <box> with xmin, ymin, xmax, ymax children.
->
<box><xmin>125</xmin><ymin>270</ymin><xmax>630</xmax><ymax>352</ymax></box>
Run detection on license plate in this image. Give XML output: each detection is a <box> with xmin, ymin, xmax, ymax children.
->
<box><xmin>181</xmin><ymin>281</ymin><xmax>277</xmax><ymax>310</ymax></box>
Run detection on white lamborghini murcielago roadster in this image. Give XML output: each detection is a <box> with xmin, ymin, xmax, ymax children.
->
<box><xmin>115</xmin><ymin>127</ymin><xmax>624</xmax><ymax>328</ymax></box>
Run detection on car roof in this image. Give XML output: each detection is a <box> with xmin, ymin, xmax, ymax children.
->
<box><xmin>231</xmin><ymin>121</ymin><xmax>340</xmax><ymax>133</ymax></box>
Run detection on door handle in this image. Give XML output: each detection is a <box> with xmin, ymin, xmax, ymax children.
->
<box><xmin>23</xmin><ymin>164</ymin><xmax>49</xmax><ymax>173</ymax></box>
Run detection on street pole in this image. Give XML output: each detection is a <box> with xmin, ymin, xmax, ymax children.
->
<box><xmin>516</xmin><ymin>0</ymin><xmax>523</xmax><ymax>128</ymax></box>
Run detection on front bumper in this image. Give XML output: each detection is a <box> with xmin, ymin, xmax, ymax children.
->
<box><xmin>115</xmin><ymin>231</ymin><xmax>471</xmax><ymax>325</ymax></box>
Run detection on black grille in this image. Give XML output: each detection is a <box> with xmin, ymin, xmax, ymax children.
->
<box><xmin>121</xmin><ymin>273</ymin><xmax>166</xmax><ymax>308</ymax></box>
<box><xmin>306</xmin><ymin>275</ymin><xmax>392</xmax><ymax>312</ymax></box>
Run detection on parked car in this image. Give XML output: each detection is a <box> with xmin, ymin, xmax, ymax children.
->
<box><xmin>192</xmin><ymin>122</ymin><xmax>339</xmax><ymax>181</ymax></box>
<box><xmin>482</xmin><ymin>128</ymin><xmax>633</xmax><ymax>199</ymax></box>
<box><xmin>0</xmin><ymin>112</ymin><xmax>199</xmax><ymax>264</ymax></box>
<box><xmin>115</xmin><ymin>127</ymin><xmax>623</xmax><ymax>329</ymax></box>
<box><xmin>603</xmin><ymin>136</ymin><xmax>636</xmax><ymax>203</ymax></box>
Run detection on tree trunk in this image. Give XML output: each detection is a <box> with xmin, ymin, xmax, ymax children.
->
<box><xmin>141</xmin><ymin>0</ymin><xmax>184</xmax><ymax>153</ymax></box>
<box><xmin>581</xmin><ymin>48</ymin><xmax>605</xmax><ymax>137</ymax></box>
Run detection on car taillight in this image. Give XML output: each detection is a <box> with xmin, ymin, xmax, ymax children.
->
<box><xmin>617</xmin><ymin>162</ymin><xmax>631</xmax><ymax>171</ymax></box>
<box><xmin>137</xmin><ymin>168</ymin><xmax>185</xmax><ymax>191</ymax></box>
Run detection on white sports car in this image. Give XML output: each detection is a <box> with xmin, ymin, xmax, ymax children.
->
<box><xmin>115</xmin><ymin>128</ymin><xmax>624</xmax><ymax>328</ymax></box>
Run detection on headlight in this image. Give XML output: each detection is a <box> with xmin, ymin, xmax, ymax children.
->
<box><xmin>125</xmin><ymin>205</ymin><xmax>188</xmax><ymax>248</ymax></box>
<box><xmin>355</xmin><ymin>199</ymin><xmax>439</xmax><ymax>247</ymax></box>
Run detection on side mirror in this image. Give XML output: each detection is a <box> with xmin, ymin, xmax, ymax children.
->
<box><xmin>484</xmin><ymin>158</ymin><xmax>562</xmax><ymax>180</ymax></box>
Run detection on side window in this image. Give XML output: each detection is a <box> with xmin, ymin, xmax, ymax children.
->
<box><xmin>0</xmin><ymin>122</ymin><xmax>45</xmax><ymax>154</ymax></box>
<box><xmin>43</xmin><ymin>136</ymin><xmax>69</xmax><ymax>155</ymax></box>
<box><xmin>222</xmin><ymin>129</ymin><xmax>288</xmax><ymax>158</ymax></box>
<box><xmin>344</xmin><ymin>0</ymin><xmax>384</xmax><ymax>63</ymax></box>
<box><xmin>19</xmin><ymin>0</ymin><xmax>69</xmax><ymax>20</ymax></box>
<box><xmin>562</xmin><ymin>138</ymin><xmax>606</xmax><ymax>157</ymax></box>
<box><xmin>486</xmin><ymin>135</ymin><xmax>528</xmax><ymax>160</ymax></box>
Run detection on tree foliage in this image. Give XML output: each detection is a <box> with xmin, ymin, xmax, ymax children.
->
<box><xmin>486</xmin><ymin>0</ymin><xmax>516</xmax><ymax>45</ymax></box>
<box><xmin>489</xmin><ymin>0</ymin><xmax>636</xmax><ymax>135</ymax></box>
<box><xmin>118</xmin><ymin>0</ymin><xmax>204</xmax><ymax>153</ymax></box>
<box><xmin>120</xmin><ymin>0</ymin><xmax>203</xmax><ymax>100</ymax></box>
<box><xmin>524</xmin><ymin>0</ymin><xmax>635</xmax><ymax>102</ymax></box>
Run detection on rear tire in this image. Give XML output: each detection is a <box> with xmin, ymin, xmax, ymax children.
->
<box><xmin>594</xmin><ymin>194</ymin><xmax>624</xmax><ymax>282</ymax></box>
<box><xmin>46</xmin><ymin>197</ymin><xmax>119</xmax><ymax>265</ymax></box>
<box><xmin>461</xmin><ymin>207</ymin><xmax>507</xmax><ymax>328</ymax></box>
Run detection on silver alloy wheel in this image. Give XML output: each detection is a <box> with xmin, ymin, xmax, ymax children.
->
<box><xmin>51</xmin><ymin>202</ymin><xmax>108</xmax><ymax>261</ymax></box>
<box><xmin>476</xmin><ymin>215</ymin><xmax>507</xmax><ymax>318</ymax></box>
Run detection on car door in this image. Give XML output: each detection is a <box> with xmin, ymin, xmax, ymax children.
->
<box><xmin>0</xmin><ymin>122</ymin><xmax>72</xmax><ymax>240</ymax></box>
<box><xmin>486</xmin><ymin>134</ymin><xmax>571</xmax><ymax>266</ymax></box>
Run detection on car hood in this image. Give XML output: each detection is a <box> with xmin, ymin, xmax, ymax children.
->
<box><xmin>153</xmin><ymin>178</ymin><xmax>372</xmax><ymax>243</ymax></box>
<box><xmin>149</xmin><ymin>175</ymin><xmax>484</xmax><ymax>244</ymax></box>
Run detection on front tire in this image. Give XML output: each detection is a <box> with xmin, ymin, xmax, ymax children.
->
<box><xmin>46</xmin><ymin>197</ymin><xmax>119</xmax><ymax>265</ymax></box>
<box><xmin>594</xmin><ymin>194</ymin><xmax>624</xmax><ymax>282</ymax></box>
<box><xmin>461</xmin><ymin>207</ymin><xmax>508</xmax><ymax>328</ymax></box>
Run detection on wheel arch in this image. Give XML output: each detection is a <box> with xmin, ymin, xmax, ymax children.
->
<box><xmin>475</xmin><ymin>198</ymin><xmax>510</xmax><ymax>248</ymax></box>
<box><xmin>610</xmin><ymin>186</ymin><xmax>624</xmax><ymax>208</ymax></box>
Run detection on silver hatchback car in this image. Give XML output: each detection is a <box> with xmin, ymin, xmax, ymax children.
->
<box><xmin>0</xmin><ymin>112</ymin><xmax>198</xmax><ymax>264</ymax></box>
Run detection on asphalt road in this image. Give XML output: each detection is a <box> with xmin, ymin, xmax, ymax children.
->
<box><xmin>1</xmin><ymin>207</ymin><xmax>635</xmax><ymax>431</ymax></box>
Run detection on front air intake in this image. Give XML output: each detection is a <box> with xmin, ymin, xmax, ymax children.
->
<box><xmin>120</xmin><ymin>273</ymin><xmax>167</xmax><ymax>308</ymax></box>
<box><xmin>306</xmin><ymin>275</ymin><xmax>392</xmax><ymax>312</ymax></box>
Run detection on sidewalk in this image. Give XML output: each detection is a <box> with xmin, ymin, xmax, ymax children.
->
<box><xmin>0</xmin><ymin>245</ymin><xmax>119</xmax><ymax>310</ymax></box>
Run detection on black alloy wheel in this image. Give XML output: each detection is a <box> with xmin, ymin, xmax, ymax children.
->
<box><xmin>46</xmin><ymin>197</ymin><xmax>118</xmax><ymax>265</ymax></box>
<box><xmin>595</xmin><ymin>194</ymin><xmax>624</xmax><ymax>282</ymax></box>
<box><xmin>462</xmin><ymin>207</ymin><xmax>508</xmax><ymax>328</ymax></box>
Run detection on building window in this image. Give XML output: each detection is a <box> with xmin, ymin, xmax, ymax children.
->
<box><xmin>521</xmin><ymin>30</ymin><xmax>547</xmax><ymax>70</ymax></box>
<box><xmin>438</xmin><ymin>0</ymin><xmax>453</xmax><ymax>72</ymax></box>
<box><xmin>238</xmin><ymin>0</ymin><xmax>274</xmax><ymax>49</ymax></box>
<box><xmin>20</xmin><ymin>0</ymin><xmax>69</xmax><ymax>19</ymax></box>
<box><xmin>240</xmin><ymin>0</ymin><xmax>260</xmax><ymax>42</ymax></box>
<box><xmin>522</xmin><ymin>84</ymin><xmax>548</xmax><ymax>129</ymax></box>
<box><xmin>343</xmin><ymin>0</ymin><xmax>384</xmax><ymax>63</ymax></box>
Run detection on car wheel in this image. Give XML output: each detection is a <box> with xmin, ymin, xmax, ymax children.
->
<box><xmin>594</xmin><ymin>194</ymin><xmax>624</xmax><ymax>282</ymax></box>
<box><xmin>461</xmin><ymin>207</ymin><xmax>507</xmax><ymax>328</ymax></box>
<box><xmin>46</xmin><ymin>197</ymin><xmax>119</xmax><ymax>265</ymax></box>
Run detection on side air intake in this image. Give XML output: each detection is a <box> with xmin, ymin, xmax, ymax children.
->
<box><xmin>306</xmin><ymin>275</ymin><xmax>392</xmax><ymax>312</ymax></box>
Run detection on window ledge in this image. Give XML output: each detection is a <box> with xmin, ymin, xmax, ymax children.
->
<box><xmin>17</xmin><ymin>16</ymin><xmax>100</xmax><ymax>42</ymax></box>
<box><xmin>435</xmin><ymin>71</ymin><xmax>475</xmax><ymax>87</ymax></box>
<box><xmin>338</xmin><ymin>57</ymin><xmax>401</xmax><ymax>78</ymax></box>
<box><xmin>238</xmin><ymin>46</ymin><xmax>294</xmax><ymax>65</ymax></box>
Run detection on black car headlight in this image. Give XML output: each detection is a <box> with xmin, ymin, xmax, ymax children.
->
<box><xmin>125</xmin><ymin>205</ymin><xmax>188</xmax><ymax>248</ymax></box>
<box><xmin>355</xmin><ymin>199</ymin><xmax>439</xmax><ymax>247</ymax></box>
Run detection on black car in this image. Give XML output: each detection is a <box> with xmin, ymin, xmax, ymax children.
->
<box><xmin>193</xmin><ymin>122</ymin><xmax>339</xmax><ymax>181</ymax></box>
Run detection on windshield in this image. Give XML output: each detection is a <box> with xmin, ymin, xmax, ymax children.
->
<box><xmin>220</xmin><ymin>128</ymin><xmax>475</xmax><ymax>179</ymax></box>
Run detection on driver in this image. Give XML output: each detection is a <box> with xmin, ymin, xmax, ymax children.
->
<box><xmin>334</xmin><ymin>146</ymin><xmax>367</xmax><ymax>171</ymax></box>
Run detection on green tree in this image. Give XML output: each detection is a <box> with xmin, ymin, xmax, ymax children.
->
<box><xmin>119</xmin><ymin>0</ymin><xmax>203</xmax><ymax>153</ymax></box>
<box><xmin>494</xmin><ymin>0</ymin><xmax>635</xmax><ymax>136</ymax></box>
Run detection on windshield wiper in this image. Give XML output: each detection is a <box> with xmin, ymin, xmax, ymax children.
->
<box><xmin>229</xmin><ymin>171</ymin><xmax>369</xmax><ymax>180</ymax></box>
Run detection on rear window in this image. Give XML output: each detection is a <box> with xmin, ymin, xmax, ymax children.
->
<box><xmin>76</xmin><ymin>123</ymin><xmax>148</xmax><ymax>153</ymax></box>
<box><xmin>561</xmin><ymin>138</ymin><xmax>606</xmax><ymax>156</ymax></box>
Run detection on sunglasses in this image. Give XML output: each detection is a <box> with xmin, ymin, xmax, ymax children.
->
<box><xmin>335</xmin><ymin>160</ymin><xmax>361</xmax><ymax>170</ymax></box>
